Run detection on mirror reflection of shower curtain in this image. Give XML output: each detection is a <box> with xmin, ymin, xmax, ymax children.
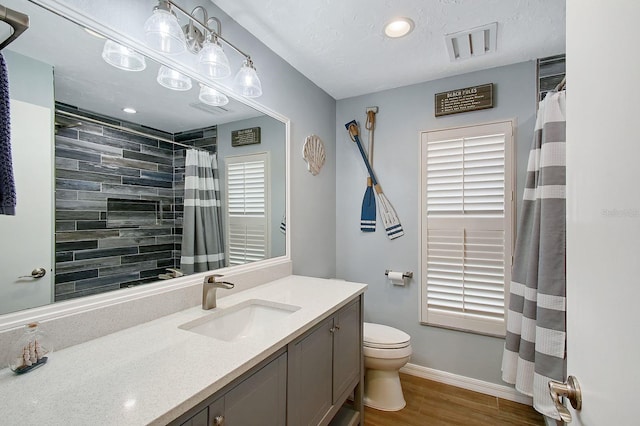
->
<box><xmin>180</xmin><ymin>149</ymin><xmax>225</xmax><ymax>274</ymax></box>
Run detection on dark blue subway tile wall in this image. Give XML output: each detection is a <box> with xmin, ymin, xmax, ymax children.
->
<box><xmin>54</xmin><ymin>104</ymin><xmax>217</xmax><ymax>301</ymax></box>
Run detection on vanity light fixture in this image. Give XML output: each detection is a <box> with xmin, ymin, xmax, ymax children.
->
<box><xmin>144</xmin><ymin>0</ymin><xmax>262</xmax><ymax>97</ymax></box>
<box><xmin>101</xmin><ymin>40</ymin><xmax>147</xmax><ymax>72</ymax></box>
<box><xmin>143</xmin><ymin>0</ymin><xmax>186</xmax><ymax>55</ymax></box>
<box><xmin>198</xmin><ymin>84</ymin><xmax>229</xmax><ymax>106</ymax></box>
<box><xmin>233</xmin><ymin>58</ymin><xmax>262</xmax><ymax>98</ymax></box>
<box><xmin>384</xmin><ymin>17</ymin><xmax>415</xmax><ymax>38</ymax></box>
<box><xmin>198</xmin><ymin>36</ymin><xmax>231</xmax><ymax>79</ymax></box>
<box><xmin>122</xmin><ymin>107</ymin><xmax>137</xmax><ymax>114</ymax></box>
<box><xmin>157</xmin><ymin>65</ymin><xmax>192</xmax><ymax>91</ymax></box>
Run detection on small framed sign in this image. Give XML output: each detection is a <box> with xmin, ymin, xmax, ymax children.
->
<box><xmin>231</xmin><ymin>127</ymin><xmax>261</xmax><ymax>147</ymax></box>
<box><xmin>435</xmin><ymin>83</ymin><xmax>494</xmax><ymax>117</ymax></box>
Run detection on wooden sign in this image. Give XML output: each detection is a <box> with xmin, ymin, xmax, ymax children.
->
<box><xmin>435</xmin><ymin>83</ymin><xmax>494</xmax><ymax>117</ymax></box>
<box><xmin>232</xmin><ymin>127</ymin><xmax>261</xmax><ymax>147</ymax></box>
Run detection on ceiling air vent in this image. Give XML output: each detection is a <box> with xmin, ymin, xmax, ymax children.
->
<box><xmin>189</xmin><ymin>102</ymin><xmax>231</xmax><ymax>116</ymax></box>
<box><xmin>445</xmin><ymin>22</ymin><xmax>497</xmax><ymax>61</ymax></box>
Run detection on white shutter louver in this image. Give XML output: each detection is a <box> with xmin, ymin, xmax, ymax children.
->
<box><xmin>227</xmin><ymin>160</ymin><xmax>266</xmax><ymax>216</ymax></box>
<box><xmin>228</xmin><ymin>222</ymin><xmax>267</xmax><ymax>265</ymax></box>
<box><xmin>225</xmin><ymin>154</ymin><xmax>270</xmax><ymax>266</ymax></box>
<box><xmin>421</xmin><ymin>122</ymin><xmax>513</xmax><ymax>336</ymax></box>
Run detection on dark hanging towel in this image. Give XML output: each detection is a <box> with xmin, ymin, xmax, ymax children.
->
<box><xmin>0</xmin><ymin>52</ymin><xmax>16</xmax><ymax>215</ymax></box>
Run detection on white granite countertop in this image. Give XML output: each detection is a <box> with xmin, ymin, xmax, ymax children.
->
<box><xmin>0</xmin><ymin>275</ymin><xmax>367</xmax><ymax>425</ymax></box>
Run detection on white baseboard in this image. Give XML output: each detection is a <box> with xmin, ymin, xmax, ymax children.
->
<box><xmin>400</xmin><ymin>363</ymin><xmax>533</xmax><ymax>405</ymax></box>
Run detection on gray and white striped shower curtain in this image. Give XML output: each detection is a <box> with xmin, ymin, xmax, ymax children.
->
<box><xmin>502</xmin><ymin>90</ymin><xmax>566</xmax><ymax>419</ymax></box>
<box><xmin>180</xmin><ymin>149</ymin><xmax>225</xmax><ymax>274</ymax></box>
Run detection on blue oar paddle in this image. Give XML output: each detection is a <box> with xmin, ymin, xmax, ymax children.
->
<box><xmin>361</xmin><ymin>108</ymin><xmax>378</xmax><ymax>232</ymax></box>
<box><xmin>345</xmin><ymin>120</ymin><xmax>404</xmax><ymax>240</ymax></box>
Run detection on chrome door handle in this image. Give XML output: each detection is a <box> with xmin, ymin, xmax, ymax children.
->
<box><xmin>18</xmin><ymin>268</ymin><xmax>46</xmax><ymax>279</ymax></box>
<box><xmin>548</xmin><ymin>376</ymin><xmax>582</xmax><ymax>423</ymax></box>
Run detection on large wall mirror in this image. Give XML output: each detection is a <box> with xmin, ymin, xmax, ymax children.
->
<box><xmin>0</xmin><ymin>0</ymin><xmax>288</xmax><ymax>316</ymax></box>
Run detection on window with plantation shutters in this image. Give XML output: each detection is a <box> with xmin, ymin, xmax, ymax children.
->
<box><xmin>225</xmin><ymin>153</ymin><xmax>270</xmax><ymax>266</ymax></box>
<box><xmin>420</xmin><ymin>121</ymin><xmax>514</xmax><ymax>336</ymax></box>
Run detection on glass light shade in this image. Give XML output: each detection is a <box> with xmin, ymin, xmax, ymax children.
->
<box><xmin>198</xmin><ymin>39</ymin><xmax>230</xmax><ymax>79</ymax></box>
<box><xmin>156</xmin><ymin>65</ymin><xmax>192</xmax><ymax>91</ymax></box>
<box><xmin>198</xmin><ymin>84</ymin><xmax>229</xmax><ymax>106</ymax></box>
<box><xmin>101</xmin><ymin>40</ymin><xmax>146</xmax><ymax>72</ymax></box>
<box><xmin>233</xmin><ymin>60</ymin><xmax>262</xmax><ymax>98</ymax></box>
<box><xmin>144</xmin><ymin>9</ymin><xmax>186</xmax><ymax>54</ymax></box>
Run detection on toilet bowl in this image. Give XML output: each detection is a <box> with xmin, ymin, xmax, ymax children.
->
<box><xmin>363</xmin><ymin>322</ymin><xmax>412</xmax><ymax>411</ymax></box>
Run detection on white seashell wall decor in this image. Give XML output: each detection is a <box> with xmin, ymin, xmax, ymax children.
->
<box><xmin>302</xmin><ymin>134</ymin><xmax>326</xmax><ymax>176</ymax></box>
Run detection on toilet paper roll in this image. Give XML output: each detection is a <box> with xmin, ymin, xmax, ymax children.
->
<box><xmin>388</xmin><ymin>271</ymin><xmax>405</xmax><ymax>286</ymax></box>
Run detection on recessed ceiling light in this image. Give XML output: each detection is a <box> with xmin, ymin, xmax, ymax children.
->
<box><xmin>123</xmin><ymin>107</ymin><xmax>137</xmax><ymax>114</ymax></box>
<box><xmin>384</xmin><ymin>17</ymin><xmax>414</xmax><ymax>38</ymax></box>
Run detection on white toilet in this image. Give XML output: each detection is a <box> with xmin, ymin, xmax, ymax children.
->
<box><xmin>363</xmin><ymin>322</ymin><xmax>412</xmax><ymax>411</ymax></box>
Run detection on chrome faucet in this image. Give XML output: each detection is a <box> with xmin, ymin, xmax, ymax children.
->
<box><xmin>202</xmin><ymin>274</ymin><xmax>235</xmax><ymax>310</ymax></box>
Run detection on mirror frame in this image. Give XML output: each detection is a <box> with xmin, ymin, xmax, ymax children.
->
<box><xmin>0</xmin><ymin>0</ymin><xmax>291</xmax><ymax>331</ymax></box>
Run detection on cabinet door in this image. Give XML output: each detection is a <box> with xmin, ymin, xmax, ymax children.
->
<box><xmin>223</xmin><ymin>353</ymin><xmax>287</xmax><ymax>426</ymax></box>
<box><xmin>288</xmin><ymin>317</ymin><xmax>334</xmax><ymax>426</ymax></box>
<box><xmin>332</xmin><ymin>300</ymin><xmax>361</xmax><ymax>402</ymax></box>
<box><xmin>180</xmin><ymin>406</ymin><xmax>208</xmax><ymax>426</ymax></box>
<box><xmin>207</xmin><ymin>397</ymin><xmax>224</xmax><ymax>426</ymax></box>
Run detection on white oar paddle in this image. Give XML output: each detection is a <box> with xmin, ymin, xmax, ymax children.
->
<box><xmin>345</xmin><ymin>120</ymin><xmax>404</xmax><ymax>240</ymax></box>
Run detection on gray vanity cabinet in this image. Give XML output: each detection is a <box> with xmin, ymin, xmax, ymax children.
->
<box><xmin>178</xmin><ymin>351</ymin><xmax>287</xmax><ymax>426</ymax></box>
<box><xmin>332</xmin><ymin>299</ymin><xmax>361</xmax><ymax>401</ymax></box>
<box><xmin>287</xmin><ymin>298</ymin><xmax>362</xmax><ymax>426</ymax></box>
<box><xmin>174</xmin><ymin>296</ymin><xmax>363</xmax><ymax>426</ymax></box>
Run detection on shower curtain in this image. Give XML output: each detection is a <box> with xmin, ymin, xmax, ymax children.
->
<box><xmin>180</xmin><ymin>149</ymin><xmax>225</xmax><ymax>274</ymax></box>
<box><xmin>502</xmin><ymin>90</ymin><xmax>566</xmax><ymax>419</ymax></box>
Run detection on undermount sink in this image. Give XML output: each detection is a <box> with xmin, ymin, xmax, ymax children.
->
<box><xmin>179</xmin><ymin>299</ymin><xmax>301</xmax><ymax>342</ymax></box>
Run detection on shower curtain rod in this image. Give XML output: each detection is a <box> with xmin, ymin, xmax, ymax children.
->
<box><xmin>0</xmin><ymin>4</ymin><xmax>29</xmax><ymax>50</ymax></box>
<box><xmin>55</xmin><ymin>109</ymin><xmax>208</xmax><ymax>151</ymax></box>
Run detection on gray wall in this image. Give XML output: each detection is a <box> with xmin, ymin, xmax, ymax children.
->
<box><xmin>4</xmin><ymin>50</ymin><xmax>54</xmax><ymax>108</ymax></box>
<box><xmin>335</xmin><ymin>61</ymin><xmax>537</xmax><ymax>384</ymax></box>
<box><xmin>217</xmin><ymin>115</ymin><xmax>286</xmax><ymax>259</ymax></box>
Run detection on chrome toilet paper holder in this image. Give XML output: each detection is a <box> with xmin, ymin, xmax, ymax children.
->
<box><xmin>384</xmin><ymin>270</ymin><xmax>413</xmax><ymax>279</ymax></box>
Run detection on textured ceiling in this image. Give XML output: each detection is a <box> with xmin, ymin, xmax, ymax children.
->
<box><xmin>212</xmin><ymin>0</ymin><xmax>566</xmax><ymax>99</ymax></box>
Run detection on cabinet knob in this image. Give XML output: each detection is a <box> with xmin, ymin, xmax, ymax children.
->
<box><xmin>329</xmin><ymin>325</ymin><xmax>340</xmax><ymax>333</ymax></box>
<box><xmin>212</xmin><ymin>415</ymin><xmax>225</xmax><ymax>425</ymax></box>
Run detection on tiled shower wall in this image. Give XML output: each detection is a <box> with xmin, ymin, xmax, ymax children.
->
<box><xmin>538</xmin><ymin>54</ymin><xmax>565</xmax><ymax>100</ymax></box>
<box><xmin>54</xmin><ymin>104</ymin><xmax>216</xmax><ymax>301</ymax></box>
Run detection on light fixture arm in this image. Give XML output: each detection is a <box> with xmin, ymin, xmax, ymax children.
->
<box><xmin>207</xmin><ymin>16</ymin><xmax>222</xmax><ymax>38</ymax></box>
<box><xmin>186</xmin><ymin>6</ymin><xmax>208</xmax><ymax>39</ymax></box>
<box><xmin>165</xmin><ymin>0</ymin><xmax>251</xmax><ymax>61</ymax></box>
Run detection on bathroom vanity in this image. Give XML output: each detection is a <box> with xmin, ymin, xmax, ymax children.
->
<box><xmin>0</xmin><ymin>276</ymin><xmax>366</xmax><ymax>425</ymax></box>
<box><xmin>173</xmin><ymin>297</ymin><xmax>361</xmax><ymax>426</ymax></box>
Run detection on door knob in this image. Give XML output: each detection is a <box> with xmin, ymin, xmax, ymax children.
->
<box><xmin>212</xmin><ymin>415</ymin><xmax>225</xmax><ymax>425</ymax></box>
<box><xmin>18</xmin><ymin>268</ymin><xmax>47</xmax><ymax>279</ymax></box>
<box><xmin>548</xmin><ymin>375</ymin><xmax>582</xmax><ymax>423</ymax></box>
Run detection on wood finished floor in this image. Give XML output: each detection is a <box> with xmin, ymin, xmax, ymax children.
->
<box><xmin>363</xmin><ymin>373</ymin><xmax>545</xmax><ymax>426</ymax></box>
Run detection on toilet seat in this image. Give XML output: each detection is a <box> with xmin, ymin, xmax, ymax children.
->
<box><xmin>363</xmin><ymin>344</ymin><xmax>413</xmax><ymax>359</ymax></box>
<box><xmin>363</xmin><ymin>323</ymin><xmax>411</xmax><ymax>349</ymax></box>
